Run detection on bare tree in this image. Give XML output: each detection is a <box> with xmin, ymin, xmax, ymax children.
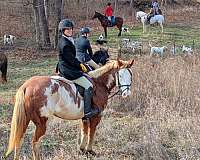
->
<box><xmin>54</xmin><ymin>0</ymin><xmax>63</xmax><ymax>49</ymax></box>
<box><xmin>33</xmin><ymin>0</ymin><xmax>42</xmax><ymax>48</ymax></box>
<box><xmin>161</xmin><ymin>0</ymin><xmax>176</xmax><ymax>6</ymax></box>
<box><xmin>129</xmin><ymin>0</ymin><xmax>135</xmax><ymax>17</ymax></box>
<box><xmin>86</xmin><ymin>0</ymin><xmax>89</xmax><ymax>20</ymax></box>
<box><xmin>38</xmin><ymin>0</ymin><xmax>50</xmax><ymax>47</ymax></box>
<box><xmin>114</xmin><ymin>0</ymin><xmax>118</xmax><ymax>12</ymax></box>
<box><xmin>44</xmin><ymin>0</ymin><xmax>49</xmax><ymax>22</ymax></box>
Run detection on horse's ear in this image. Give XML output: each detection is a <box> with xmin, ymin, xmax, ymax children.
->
<box><xmin>127</xmin><ymin>59</ymin><xmax>134</xmax><ymax>67</ymax></box>
<box><xmin>116</xmin><ymin>58</ymin><xmax>123</xmax><ymax>68</ymax></box>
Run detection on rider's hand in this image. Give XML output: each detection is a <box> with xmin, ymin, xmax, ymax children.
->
<box><xmin>80</xmin><ymin>63</ymin><xmax>88</xmax><ymax>73</ymax></box>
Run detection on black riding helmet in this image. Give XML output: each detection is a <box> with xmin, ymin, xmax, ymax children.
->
<box><xmin>59</xmin><ymin>19</ymin><xmax>74</xmax><ymax>32</ymax></box>
<box><xmin>80</xmin><ymin>27</ymin><xmax>91</xmax><ymax>34</ymax></box>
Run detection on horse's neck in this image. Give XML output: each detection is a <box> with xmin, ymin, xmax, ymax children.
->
<box><xmin>139</xmin><ymin>11</ymin><xmax>147</xmax><ymax>17</ymax></box>
<box><xmin>97</xmin><ymin>14</ymin><xmax>106</xmax><ymax>22</ymax></box>
<box><xmin>94</xmin><ymin>69</ymin><xmax>117</xmax><ymax>92</ymax></box>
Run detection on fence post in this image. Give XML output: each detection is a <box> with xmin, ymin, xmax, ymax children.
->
<box><xmin>173</xmin><ymin>40</ymin><xmax>176</xmax><ymax>55</ymax></box>
<box><xmin>192</xmin><ymin>40</ymin><xmax>195</xmax><ymax>50</ymax></box>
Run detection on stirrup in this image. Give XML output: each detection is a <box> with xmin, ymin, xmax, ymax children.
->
<box><xmin>82</xmin><ymin>108</ymin><xmax>100</xmax><ymax>120</ymax></box>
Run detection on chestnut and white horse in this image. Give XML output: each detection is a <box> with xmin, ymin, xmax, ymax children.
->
<box><xmin>136</xmin><ymin>11</ymin><xmax>165</xmax><ymax>33</ymax></box>
<box><xmin>6</xmin><ymin>59</ymin><xmax>134</xmax><ymax>160</ymax></box>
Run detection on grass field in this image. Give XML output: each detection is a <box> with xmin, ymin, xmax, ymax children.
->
<box><xmin>1</xmin><ymin>7</ymin><xmax>200</xmax><ymax>160</ymax></box>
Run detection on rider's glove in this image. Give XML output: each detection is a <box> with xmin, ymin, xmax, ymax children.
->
<box><xmin>80</xmin><ymin>63</ymin><xmax>88</xmax><ymax>73</ymax></box>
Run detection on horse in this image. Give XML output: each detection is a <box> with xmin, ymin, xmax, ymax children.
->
<box><xmin>92</xmin><ymin>11</ymin><xmax>123</xmax><ymax>38</ymax></box>
<box><xmin>0</xmin><ymin>53</ymin><xmax>8</xmax><ymax>83</ymax></box>
<box><xmin>6</xmin><ymin>58</ymin><xmax>134</xmax><ymax>160</ymax></box>
<box><xmin>136</xmin><ymin>11</ymin><xmax>164</xmax><ymax>33</ymax></box>
<box><xmin>92</xmin><ymin>48</ymin><xmax>109</xmax><ymax>65</ymax></box>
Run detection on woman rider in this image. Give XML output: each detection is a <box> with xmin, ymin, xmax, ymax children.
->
<box><xmin>57</xmin><ymin>19</ymin><xmax>100</xmax><ymax>119</ymax></box>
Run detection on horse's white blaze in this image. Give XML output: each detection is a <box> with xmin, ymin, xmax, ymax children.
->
<box><xmin>118</xmin><ymin>68</ymin><xmax>132</xmax><ymax>98</ymax></box>
<box><xmin>40</xmin><ymin>79</ymin><xmax>84</xmax><ymax>120</ymax></box>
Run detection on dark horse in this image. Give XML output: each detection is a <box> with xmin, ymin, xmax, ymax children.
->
<box><xmin>0</xmin><ymin>53</ymin><xmax>8</xmax><ymax>83</ymax></box>
<box><xmin>92</xmin><ymin>11</ymin><xmax>123</xmax><ymax>38</ymax></box>
<box><xmin>92</xmin><ymin>48</ymin><xmax>109</xmax><ymax>65</ymax></box>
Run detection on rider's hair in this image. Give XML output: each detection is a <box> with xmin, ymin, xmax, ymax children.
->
<box><xmin>107</xmin><ymin>2</ymin><xmax>111</xmax><ymax>6</ymax></box>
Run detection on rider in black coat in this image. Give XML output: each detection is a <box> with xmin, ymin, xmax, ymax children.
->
<box><xmin>57</xmin><ymin>19</ymin><xmax>100</xmax><ymax>119</ymax></box>
<box><xmin>58</xmin><ymin>34</ymin><xmax>83</xmax><ymax>80</ymax></box>
<box><xmin>75</xmin><ymin>27</ymin><xmax>100</xmax><ymax>69</ymax></box>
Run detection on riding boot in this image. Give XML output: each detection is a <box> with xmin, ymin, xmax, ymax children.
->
<box><xmin>83</xmin><ymin>87</ymin><xmax>100</xmax><ymax>120</ymax></box>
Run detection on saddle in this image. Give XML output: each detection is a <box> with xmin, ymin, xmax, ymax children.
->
<box><xmin>52</xmin><ymin>64</ymin><xmax>94</xmax><ymax>97</ymax></box>
<box><xmin>107</xmin><ymin>16</ymin><xmax>116</xmax><ymax>27</ymax></box>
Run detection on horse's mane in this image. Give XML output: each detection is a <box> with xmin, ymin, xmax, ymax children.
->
<box><xmin>95</xmin><ymin>11</ymin><xmax>106</xmax><ymax>18</ymax></box>
<box><xmin>88</xmin><ymin>60</ymin><xmax>115</xmax><ymax>78</ymax></box>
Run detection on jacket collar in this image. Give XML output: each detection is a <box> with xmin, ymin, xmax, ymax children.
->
<box><xmin>62</xmin><ymin>34</ymin><xmax>75</xmax><ymax>45</ymax></box>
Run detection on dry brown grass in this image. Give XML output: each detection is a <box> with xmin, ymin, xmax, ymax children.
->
<box><xmin>1</xmin><ymin>53</ymin><xmax>200</xmax><ymax>159</ymax></box>
<box><xmin>1</xmin><ymin>2</ymin><xmax>200</xmax><ymax>160</ymax></box>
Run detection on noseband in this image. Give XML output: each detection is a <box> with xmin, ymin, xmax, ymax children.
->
<box><xmin>108</xmin><ymin>68</ymin><xmax>132</xmax><ymax>99</ymax></box>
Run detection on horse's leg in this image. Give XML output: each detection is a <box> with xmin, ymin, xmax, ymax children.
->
<box><xmin>79</xmin><ymin>120</ymin><xmax>89</xmax><ymax>152</ymax></box>
<box><xmin>32</xmin><ymin>116</ymin><xmax>48</xmax><ymax>160</ymax></box>
<box><xmin>117</xmin><ymin>25</ymin><xmax>122</xmax><ymax>37</ymax></box>
<box><xmin>86</xmin><ymin>116</ymin><xmax>101</xmax><ymax>156</ymax></box>
<box><xmin>1</xmin><ymin>60</ymin><xmax>7</xmax><ymax>83</ymax></box>
<box><xmin>104</xmin><ymin>27</ymin><xmax>107</xmax><ymax>38</ymax></box>
<box><xmin>143</xmin><ymin>22</ymin><xmax>145</xmax><ymax>33</ymax></box>
<box><xmin>160</xmin><ymin>22</ymin><xmax>164</xmax><ymax>33</ymax></box>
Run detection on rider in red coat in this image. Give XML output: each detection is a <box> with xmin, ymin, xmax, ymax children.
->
<box><xmin>104</xmin><ymin>2</ymin><xmax>113</xmax><ymax>21</ymax></box>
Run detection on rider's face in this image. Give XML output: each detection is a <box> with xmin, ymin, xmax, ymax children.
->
<box><xmin>64</xmin><ymin>27</ymin><xmax>73</xmax><ymax>37</ymax></box>
<box><xmin>85</xmin><ymin>33</ymin><xmax>90</xmax><ymax>37</ymax></box>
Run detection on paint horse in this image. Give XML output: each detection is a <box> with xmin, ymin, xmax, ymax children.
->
<box><xmin>6</xmin><ymin>59</ymin><xmax>134</xmax><ymax>160</ymax></box>
<box><xmin>0</xmin><ymin>53</ymin><xmax>8</xmax><ymax>83</ymax></box>
<box><xmin>92</xmin><ymin>11</ymin><xmax>123</xmax><ymax>38</ymax></box>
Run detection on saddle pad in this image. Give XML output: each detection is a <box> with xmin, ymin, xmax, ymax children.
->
<box><xmin>51</xmin><ymin>75</ymin><xmax>84</xmax><ymax>97</ymax></box>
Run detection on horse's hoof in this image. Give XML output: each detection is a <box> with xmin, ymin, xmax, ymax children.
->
<box><xmin>79</xmin><ymin>148</ymin><xmax>86</xmax><ymax>155</ymax></box>
<box><xmin>86</xmin><ymin>150</ymin><xmax>96</xmax><ymax>156</ymax></box>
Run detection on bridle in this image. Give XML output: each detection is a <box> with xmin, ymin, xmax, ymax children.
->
<box><xmin>108</xmin><ymin>68</ymin><xmax>132</xmax><ymax>99</ymax></box>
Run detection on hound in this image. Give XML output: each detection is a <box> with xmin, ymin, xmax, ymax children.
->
<box><xmin>182</xmin><ymin>45</ymin><xmax>193</xmax><ymax>55</ymax></box>
<box><xmin>149</xmin><ymin>42</ymin><xmax>167</xmax><ymax>56</ymax></box>
<box><xmin>96</xmin><ymin>34</ymin><xmax>107</xmax><ymax>45</ymax></box>
<box><xmin>122</xmin><ymin>27</ymin><xmax>129</xmax><ymax>33</ymax></box>
<box><xmin>4</xmin><ymin>34</ymin><xmax>16</xmax><ymax>45</ymax></box>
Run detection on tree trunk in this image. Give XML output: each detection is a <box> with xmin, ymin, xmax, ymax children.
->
<box><xmin>44</xmin><ymin>0</ymin><xmax>49</xmax><ymax>22</ymax></box>
<box><xmin>38</xmin><ymin>0</ymin><xmax>51</xmax><ymax>47</ymax></box>
<box><xmin>129</xmin><ymin>0</ymin><xmax>134</xmax><ymax>17</ymax></box>
<box><xmin>33</xmin><ymin>0</ymin><xmax>42</xmax><ymax>49</ymax></box>
<box><xmin>114</xmin><ymin>0</ymin><xmax>118</xmax><ymax>13</ymax></box>
<box><xmin>161</xmin><ymin>0</ymin><xmax>176</xmax><ymax>6</ymax></box>
<box><xmin>54</xmin><ymin>0</ymin><xmax>63</xmax><ymax>49</ymax></box>
<box><xmin>86</xmin><ymin>0</ymin><xmax>89</xmax><ymax>20</ymax></box>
